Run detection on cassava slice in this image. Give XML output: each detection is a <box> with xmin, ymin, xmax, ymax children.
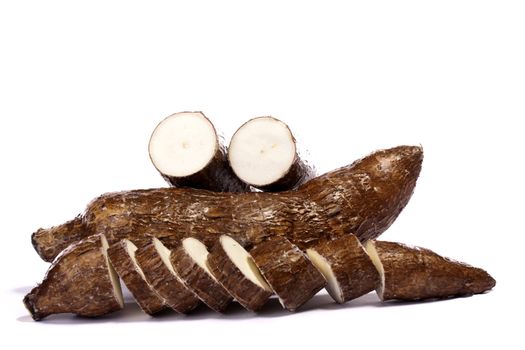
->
<box><xmin>306</xmin><ymin>235</ymin><xmax>380</xmax><ymax>303</ymax></box>
<box><xmin>365</xmin><ymin>240</ymin><xmax>496</xmax><ymax>301</ymax></box>
<box><xmin>23</xmin><ymin>234</ymin><xmax>123</xmax><ymax>320</ymax></box>
<box><xmin>107</xmin><ymin>239</ymin><xmax>166</xmax><ymax>315</ymax></box>
<box><xmin>250</xmin><ymin>236</ymin><xmax>326</xmax><ymax>311</ymax></box>
<box><xmin>149</xmin><ymin>111</ymin><xmax>249</xmax><ymax>192</ymax></box>
<box><xmin>32</xmin><ymin>145</ymin><xmax>423</xmax><ymax>262</ymax></box>
<box><xmin>171</xmin><ymin>238</ymin><xmax>232</xmax><ymax>312</ymax></box>
<box><xmin>207</xmin><ymin>235</ymin><xmax>272</xmax><ymax>311</ymax></box>
<box><xmin>135</xmin><ymin>238</ymin><xmax>200</xmax><ymax>313</ymax></box>
<box><xmin>228</xmin><ymin>116</ymin><xmax>315</xmax><ymax>191</ymax></box>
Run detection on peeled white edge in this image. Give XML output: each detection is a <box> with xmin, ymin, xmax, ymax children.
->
<box><xmin>101</xmin><ymin>235</ymin><xmax>124</xmax><ymax>308</ymax></box>
<box><xmin>182</xmin><ymin>238</ymin><xmax>217</xmax><ymax>281</ymax></box>
<box><xmin>228</xmin><ymin>116</ymin><xmax>297</xmax><ymax>186</ymax></box>
<box><xmin>364</xmin><ymin>240</ymin><xmax>385</xmax><ymax>300</ymax></box>
<box><xmin>148</xmin><ymin>112</ymin><xmax>218</xmax><ymax>177</ymax></box>
<box><xmin>306</xmin><ymin>249</ymin><xmax>343</xmax><ymax>303</ymax></box>
<box><xmin>152</xmin><ymin>237</ymin><xmax>185</xmax><ymax>284</ymax></box>
<box><xmin>220</xmin><ymin>235</ymin><xmax>272</xmax><ymax>292</ymax></box>
<box><xmin>122</xmin><ymin>239</ymin><xmax>147</xmax><ymax>281</ymax></box>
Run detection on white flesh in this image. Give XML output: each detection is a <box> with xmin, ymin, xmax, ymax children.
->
<box><xmin>123</xmin><ymin>239</ymin><xmax>147</xmax><ymax>280</ymax></box>
<box><xmin>364</xmin><ymin>241</ymin><xmax>385</xmax><ymax>300</ymax></box>
<box><xmin>228</xmin><ymin>117</ymin><xmax>297</xmax><ymax>186</ymax></box>
<box><xmin>101</xmin><ymin>235</ymin><xmax>124</xmax><ymax>307</ymax></box>
<box><xmin>149</xmin><ymin>112</ymin><xmax>218</xmax><ymax>177</ymax></box>
<box><xmin>220</xmin><ymin>235</ymin><xmax>272</xmax><ymax>291</ymax></box>
<box><xmin>306</xmin><ymin>249</ymin><xmax>343</xmax><ymax>303</ymax></box>
<box><xmin>182</xmin><ymin>238</ymin><xmax>216</xmax><ymax>280</ymax></box>
<box><xmin>152</xmin><ymin>237</ymin><xmax>179</xmax><ymax>276</ymax></box>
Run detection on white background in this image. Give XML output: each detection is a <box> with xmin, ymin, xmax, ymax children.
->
<box><xmin>1</xmin><ymin>1</ymin><xmax>523</xmax><ymax>349</ymax></box>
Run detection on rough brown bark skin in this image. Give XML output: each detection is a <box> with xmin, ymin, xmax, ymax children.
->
<box><xmin>31</xmin><ymin>216</ymin><xmax>84</xmax><ymax>265</ymax></box>
<box><xmin>171</xmin><ymin>244</ymin><xmax>232</xmax><ymax>312</ymax></box>
<box><xmin>207</xmin><ymin>237</ymin><xmax>272</xmax><ymax>312</ymax></box>
<box><xmin>250</xmin><ymin>236</ymin><xmax>326</xmax><ymax>311</ymax></box>
<box><xmin>372</xmin><ymin>241</ymin><xmax>496</xmax><ymax>301</ymax></box>
<box><xmin>107</xmin><ymin>241</ymin><xmax>166</xmax><ymax>315</ymax></box>
<box><xmin>308</xmin><ymin>235</ymin><xmax>380</xmax><ymax>303</ymax></box>
<box><xmin>134</xmin><ymin>242</ymin><xmax>199</xmax><ymax>313</ymax></box>
<box><xmin>23</xmin><ymin>234</ymin><xmax>122</xmax><ymax>320</ymax></box>
<box><xmin>32</xmin><ymin>145</ymin><xmax>423</xmax><ymax>262</ymax></box>
<box><xmin>229</xmin><ymin>117</ymin><xmax>315</xmax><ymax>191</ymax></box>
<box><xmin>151</xmin><ymin>112</ymin><xmax>250</xmax><ymax>193</ymax></box>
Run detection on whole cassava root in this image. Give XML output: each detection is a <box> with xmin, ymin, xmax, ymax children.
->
<box><xmin>32</xmin><ymin>145</ymin><xmax>423</xmax><ymax>262</ymax></box>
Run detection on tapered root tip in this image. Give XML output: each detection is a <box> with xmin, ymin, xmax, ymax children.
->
<box><xmin>23</xmin><ymin>288</ymin><xmax>45</xmax><ymax>321</ymax></box>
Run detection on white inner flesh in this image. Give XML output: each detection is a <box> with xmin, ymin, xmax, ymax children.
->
<box><xmin>364</xmin><ymin>241</ymin><xmax>385</xmax><ymax>300</ymax></box>
<box><xmin>220</xmin><ymin>235</ymin><xmax>272</xmax><ymax>291</ymax></box>
<box><xmin>182</xmin><ymin>238</ymin><xmax>216</xmax><ymax>279</ymax></box>
<box><xmin>149</xmin><ymin>112</ymin><xmax>218</xmax><ymax>177</ymax></box>
<box><xmin>306</xmin><ymin>249</ymin><xmax>343</xmax><ymax>303</ymax></box>
<box><xmin>153</xmin><ymin>237</ymin><xmax>179</xmax><ymax>277</ymax></box>
<box><xmin>101</xmin><ymin>235</ymin><xmax>124</xmax><ymax>307</ymax></box>
<box><xmin>229</xmin><ymin>117</ymin><xmax>296</xmax><ymax>186</ymax></box>
<box><xmin>123</xmin><ymin>239</ymin><xmax>147</xmax><ymax>280</ymax></box>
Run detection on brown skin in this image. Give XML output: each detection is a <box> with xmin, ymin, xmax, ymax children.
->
<box><xmin>307</xmin><ymin>235</ymin><xmax>380</xmax><ymax>303</ymax></box>
<box><xmin>151</xmin><ymin>112</ymin><xmax>250</xmax><ymax>193</ymax></box>
<box><xmin>23</xmin><ymin>234</ymin><xmax>122</xmax><ymax>320</ymax></box>
<box><xmin>32</xmin><ymin>145</ymin><xmax>423</xmax><ymax>262</ymax></box>
<box><xmin>170</xmin><ymin>242</ymin><xmax>232</xmax><ymax>313</ymax></box>
<box><xmin>207</xmin><ymin>237</ymin><xmax>272</xmax><ymax>312</ymax></box>
<box><xmin>229</xmin><ymin>116</ymin><xmax>315</xmax><ymax>191</ymax></box>
<box><xmin>107</xmin><ymin>240</ymin><xmax>166</xmax><ymax>315</ymax></box>
<box><xmin>134</xmin><ymin>241</ymin><xmax>200</xmax><ymax>313</ymax></box>
<box><xmin>250</xmin><ymin>236</ymin><xmax>326</xmax><ymax>311</ymax></box>
<box><xmin>370</xmin><ymin>241</ymin><xmax>496</xmax><ymax>301</ymax></box>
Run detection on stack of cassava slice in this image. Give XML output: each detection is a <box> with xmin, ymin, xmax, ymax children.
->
<box><xmin>24</xmin><ymin>112</ymin><xmax>496</xmax><ymax>321</ymax></box>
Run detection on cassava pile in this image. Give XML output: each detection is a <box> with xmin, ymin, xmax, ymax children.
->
<box><xmin>24</xmin><ymin>113</ymin><xmax>495</xmax><ymax>321</ymax></box>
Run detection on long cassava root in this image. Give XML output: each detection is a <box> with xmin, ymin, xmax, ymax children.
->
<box><xmin>32</xmin><ymin>145</ymin><xmax>423</xmax><ymax>262</ymax></box>
<box><xmin>23</xmin><ymin>233</ymin><xmax>495</xmax><ymax>320</ymax></box>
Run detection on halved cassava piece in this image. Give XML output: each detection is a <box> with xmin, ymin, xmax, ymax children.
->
<box><xmin>149</xmin><ymin>111</ymin><xmax>249</xmax><ymax>192</ymax></box>
<box><xmin>107</xmin><ymin>239</ymin><xmax>166</xmax><ymax>315</ymax></box>
<box><xmin>171</xmin><ymin>238</ymin><xmax>232</xmax><ymax>312</ymax></box>
<box><xmin>23</xmin><ymin>234</ymin><xmax>123</xmax><ymax>321</ymax></box>
<box><xmin>250</xmin><ymin>236</ymin><xmax>326</xmax><ymax>311</ymax></box>
<box><xmin>135</xmin><ymin>238</ymin><xmax>199</xmax><ymax>313</ymax></box>
<box><xmin>365</xmin><ymin>241</ymin><xmax>496</xmax><ymax>301</ymax></box>
<box><xmin>207</xmin><ymin>235</ymin><xmax>272</xmax><ymax>311</ymax></box>
<box><xmin>32</xmin><ymin>145</ymin><xmax>423</xmax><ymax>262</ymax></box>
<box><xmin>306</xmin><ymin>235</ymin><xmax>380</xmax><ymax>303</ymax></box>
<box><xmin>228</xmin><ymin>116</ymin><xmax>315</xmax><ymax>191</ymax></box>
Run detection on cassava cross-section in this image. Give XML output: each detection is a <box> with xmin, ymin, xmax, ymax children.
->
<box><xmin>149</xmin><ymin>111</ymin><xmax>249</xmax><ymax>192</ymax></box>
<box><xmin>228</xmin><ymin>116</ymin><xmax>315</xmax><ymax>191</ymax></box>
<box><xmin>32</xmin><ymin>145</ymin><xmax>423</xmax><ymax>262</ymax></box>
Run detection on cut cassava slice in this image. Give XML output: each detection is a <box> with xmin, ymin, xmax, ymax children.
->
<box><xmin>306</xmin><ymin>235</ymin><xmax>380</xmax><ymax>303</ymax></box>
<box><xmin>32</xmin><ymin>145</ymin><xmax>423</xmax><ymax>262</ymax></box>
<box><xmin>228</xmin><ymin>116</ymin><xmax>315</xmax><ymax>191</ymax></box>
<box><xmin>171</xmin><ymin>238</ymin><xmax>232</xmax><ymax>312</ymax></box>
<box><xmin>135</xmin><ymin>238</ymin><xmax>200</xmax><ymax>313</ymax></box>
<box><xmin>365</xmin><ymin>240</ymin><xmax>496</xmax><ymax>301</ymax></box>
<box><xmin>149</xmin><ymin>111</ymin><xmax>249</xmax><ymax>192</ymax></box>
<box><xmin>207</xmin><ymin>235</ymin><xmax>272</xmax><ymax>311</ymax></box>
<box><xmin>23</xmin><ymin>234</ymin><xmax>123</xmax><ymax>320</ymax></box>
<box><xmin>250</xmin><ymin>236</ymin><xmax>326</xmax><ymax>311</ymax></box>
<box><xmin>107</xmin><ymin>239</ymin><xmax>166</xmax><ymax>315</ymax></box>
